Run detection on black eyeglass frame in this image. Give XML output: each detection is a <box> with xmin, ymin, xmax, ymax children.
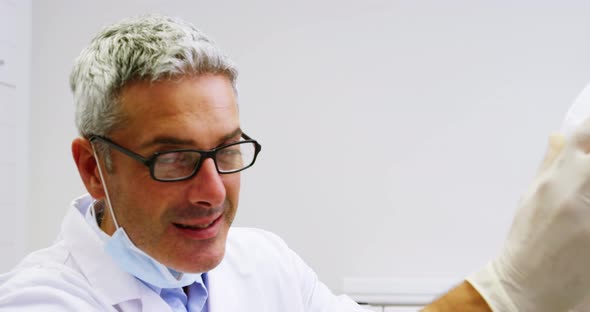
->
<box><xmin>88</xmin><ymin>132</ymin><xmax>262</xmax><ymax>182</ymax></box>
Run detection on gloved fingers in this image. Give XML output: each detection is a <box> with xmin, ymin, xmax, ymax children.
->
<box><xmin>537</xmin><ymin>133</ymin><xmax>566</xmax><ymax>174</ymax></box>
<box><xmin>569</xmin><ymin>292</ymin><xmax>590</xmax><ymax>312</ymax></box>
<box><xmin>573</xmin><ymin>116</ymin><xmax>590</xmax><ymax>154</ymax></box>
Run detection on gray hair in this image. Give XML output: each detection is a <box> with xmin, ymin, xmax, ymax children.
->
<box><xmin>70</xmin><ymin>14</ymin><xmax>238</xmax><ymax>139</ymax></box>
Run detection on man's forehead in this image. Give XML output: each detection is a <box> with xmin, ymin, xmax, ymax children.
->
<box><xmin>112</xmin><ymin>74</ymin><xmax>240</xmax><ymax>147</ymax></box>
<box><xmin>118</xmin><ymin>74</ymin><xmax>238</xmax><ymax>115</ymax></box>
<box><xmin>138</xmin><ymin>128</ymin><xmax>243</xmax><ymax>150</ymax></box>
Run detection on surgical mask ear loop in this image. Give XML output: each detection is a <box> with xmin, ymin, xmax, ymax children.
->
<box><xmin>91</xmin><ymin>142</ymin><xmax>120</xmax><ymax>230</ymax></box>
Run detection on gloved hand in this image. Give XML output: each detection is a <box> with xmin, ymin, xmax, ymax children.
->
<box><xmin>467</xmin><ymin>122</ymin><xmax>590</xmax><ymax>312</ymax></box>
<box><xmin>571</xmin><ymin>295</ymin><xmax>590</xmax><ymax>312</ymax></box>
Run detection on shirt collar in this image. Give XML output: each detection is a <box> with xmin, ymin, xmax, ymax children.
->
<box><xmin>62</xmin><ymin>194</ymin><xmax>143</xmax><ymax>305</ymax></box>
<box><xmin>80</xmin><ymin>194</ymin><xmax>210</xmax><ymax>310</ymax></box>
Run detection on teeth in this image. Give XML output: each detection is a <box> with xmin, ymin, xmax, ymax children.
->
<box><xmin>176</xmin><ymin>221</ymin><xmax>213</xmax><ymax>230</ymax></box>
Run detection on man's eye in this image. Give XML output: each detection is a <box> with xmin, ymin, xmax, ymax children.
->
<box><xmin>219</xmin><ymin>148</ymin><xmax>240</xmax><ymax>156</ymax></box>
<box><xmin>218</xmin><ymin>148</ymin><xmax>241</xmax><ymax>159</ymax></box>
<box><xmin>157</xmin><ymin>152</ymin><xmax>196</xmax><ymax>166</ymax></box>
<box><xmin>156</xmin><ymin>153</ymin><xmax>180</xmax><ymax>164</ymax></box>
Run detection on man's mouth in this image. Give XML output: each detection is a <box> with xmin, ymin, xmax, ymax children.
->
<box><xmin>173</xmin><ymin>220</ymin><xmax>216</xmax><ymax>230</ymax></box>
<box><xmin>171</xmin><ymin>214</ymin><xmax>223</xmax><ymax>239</ymax></box>
<box><xmin>171</xmin><ymin>213</ymin><xmax>223</xmax><ymax>237</ymax></box>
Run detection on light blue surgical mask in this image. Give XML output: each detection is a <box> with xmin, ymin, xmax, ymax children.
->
<box><xmin>92</xmin><ymin>145</ymin><xmax>200</xmax><ymax>289</ymax></box>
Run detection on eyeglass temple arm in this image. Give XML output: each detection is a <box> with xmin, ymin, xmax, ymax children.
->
<box><xmin>89</xmin><ymin>135</ymin><xmax>151</xmax><ymax>165</ymax></box>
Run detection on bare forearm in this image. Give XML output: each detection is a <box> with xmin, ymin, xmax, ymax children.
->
<box><xmin>421</xmin><ymin>281</ymin><xmax>492</xmax><ymax>312</ymax></box>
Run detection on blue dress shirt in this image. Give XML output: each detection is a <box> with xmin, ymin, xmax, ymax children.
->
<box><xmin>143</xmin><ymin>274</ymin><xmax>209</xmax><ymax>312</ymax></box>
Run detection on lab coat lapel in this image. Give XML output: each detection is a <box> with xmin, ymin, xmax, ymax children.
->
<box><xmin>208</xmin><ymin>261</ymin><xmax>241</xmax><ymax>311</ymax></box>
<box><xmin>61</xmin><ymin>195</ymin><xmax>172</xmax><ymax>312</ymax></box>
<box><xmin>207</xmin><ymin>228</ymin><xmax>259</xmax><ymax>311</ymax></box>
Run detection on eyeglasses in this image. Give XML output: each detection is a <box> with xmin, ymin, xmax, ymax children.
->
<box><xmin>89</xmin><ymin>133</ymin><xmax>262</xmax><ymax>182</ymax></box>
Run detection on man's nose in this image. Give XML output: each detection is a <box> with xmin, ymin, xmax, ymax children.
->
<box><xmin>187</xmin><ymin>158</ymin><xmax>226</xmax><ymax>208</ymax></box>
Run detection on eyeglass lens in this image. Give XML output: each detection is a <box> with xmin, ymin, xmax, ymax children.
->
<box><xmin>152</xmin><ymin>141</ymin><xmax>256</xmax><ymax>180</ymax></box>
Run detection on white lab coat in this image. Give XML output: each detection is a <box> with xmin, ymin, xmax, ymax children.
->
<box><xmin>0</xmin><ymin>195</ymin><xmax>367</xmax><ymax>311</ymax></box>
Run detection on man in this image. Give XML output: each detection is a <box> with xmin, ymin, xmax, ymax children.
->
<box><xmin>1</xmin><ymin>14</ymin><xmax>590</xmax><ymax>311</ymax></box>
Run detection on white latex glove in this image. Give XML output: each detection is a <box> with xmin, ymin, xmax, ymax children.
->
<box><xmin>572</xmin><ymin>295</ymin><xmax>590</xmax><ymax>312</ymax></box>
<box><xmin>467</xmin><ymin>122</ymin><xmax>590</xmax><ymax>312</ymax></box>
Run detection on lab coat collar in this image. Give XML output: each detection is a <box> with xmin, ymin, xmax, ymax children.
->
<box><xmin>61</xmin><ymin>194</ymin><xmax>144</xmax><ymax>306</ymax></box>
<box><xmin>60</xmin><ymin>194</ymin><xmax>259</xmax><ymax>311</ymax></box>
<box><xmin>206</xmin><ymin>227</ymin><xmax>256</xmax><ymax>311</ymax></box>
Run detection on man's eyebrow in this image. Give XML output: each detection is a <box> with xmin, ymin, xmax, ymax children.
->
<box><xmin>138</xmin><ymin>128</ymin><xmax>242</xmax><ymax>150</ymax></box>
<box><xmin>221</xmin><ymin>128</ymin><xmax>243</xmax><ymax>143</ymax></box>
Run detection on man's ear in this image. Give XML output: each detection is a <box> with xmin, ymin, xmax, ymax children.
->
<box><xmin>72</xmin><ymin>137</ymin><xmax>106</xmax><ymax>199</ymax></box>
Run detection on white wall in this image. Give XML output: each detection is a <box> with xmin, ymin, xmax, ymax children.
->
<box><xmin>28</xmin><ymin>0</ymin><xmax>590</xmax><ymax>296</ymax></box>
<box><xmin>0</xmin><ymin>0</ymin><xmax>31</xmax><ymax>271</ymax></box>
